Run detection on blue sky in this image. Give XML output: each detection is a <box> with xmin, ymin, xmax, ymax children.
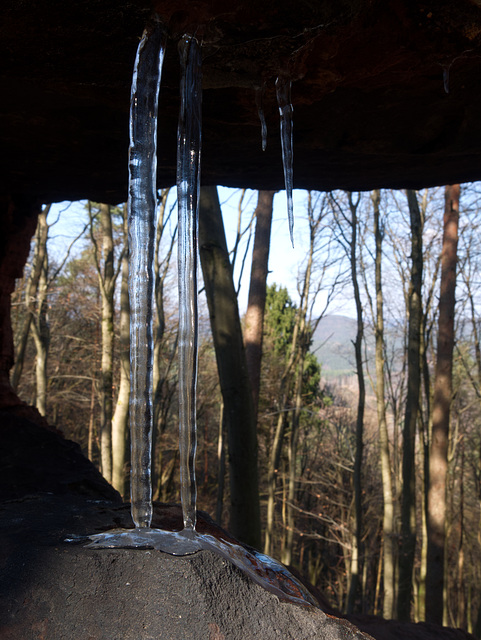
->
<box><xmin>45</xmin><ymin>187</ymin><xmax>353</xmax><ymax>319</ymax></box>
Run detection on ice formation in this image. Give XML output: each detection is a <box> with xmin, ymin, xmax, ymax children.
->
<box><xmin>79</xmin><ymin>16</ymin><xmax>313</xmax><ymax>608</ymax></box>
<box><xmin>276</xmin><ymin>76</ymin><xmax>295</xmax><ymax>246</ymax></box>
<box><xmin>255</xmin><ymin>85</ymin><xmax>268</xmax><ymax>151</ymax></box>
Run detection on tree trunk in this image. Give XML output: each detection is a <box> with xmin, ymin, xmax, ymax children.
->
<box><xmin>265</xmin><ymin>406</ymin><xmax>289</xmax><ymax>556</ymax></box>
<box><xmin>244</xmin><ymin>190</ymin><xmax>275</xmax><ymax>415</ymax></box>
<box><xmin>111</xmin><ymin>205</ymin><xmax>130</xmax><ymax>497</ymax></box>
<box><xmin>282</xmin><ymin>360</ymin><xmax>303</xmax><ymax>566</ymax></box>
<box><xmin>215</xmin><ymin>400</ymin><xmax>226</xmax><ymax>526</ymax></box>
<box><xmin>30</xmin><ymin>226</ymin><xmax>50</xmax><ymax>416</ymax></box>
<box><xmin>11</xmin><ymin>204</ymin><xmax>50</xmax><ymax>391</ymax></box>
<box><xmin>398</xmin><ymin>189</ymin><xmax>424</xmax><ymax>621</ymax></box>
<box><xmin>346</xmin><ymin>192</ymin><xmax>365</xmax><ymax>615</ymax></box>
<box><xmin>372</xmin><ymin>189</ymin><xmax>396</xmax><ymax>619</ymax></box>
<box><xmin>198</xmin><ymin>185</ymin><xmax>261</xmax><ymax>549</ymax></box>
<box><xmin>426</xmin><ymin>184</ymin><xmax>460</xmax><ymax>624</ymax></box>
<box><xmin>89</xmin><ymin>202</ymin><xmax>117</xmax><ymax>484</ymax></box>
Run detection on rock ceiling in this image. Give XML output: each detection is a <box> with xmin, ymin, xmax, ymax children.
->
<box><xmin>2</xmin><ymin>0</ymin><xmax>481</xmax><ymax>204</ymax></box>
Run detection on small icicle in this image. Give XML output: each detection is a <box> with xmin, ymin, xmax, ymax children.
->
<box><xmin>255</xmin><ymin>85</ymin><xmax>268</xmax><ymax>151</ymax></box>
<box><xmin>276</xmin><ymin>76</ymin><xmax>294</xmax><ymax>246</ymax></box>
<box><xmin>177</xmin><ymin>34</ymin><xmax>202</xmax><ymax>533</ymax></box>
<box><xmin>443</xmin><ymin>66</ymin><xmax>450</xmax><ymax>94</ymax></box>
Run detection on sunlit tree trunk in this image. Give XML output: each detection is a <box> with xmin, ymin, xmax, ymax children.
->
<box><xmin>265</xmin><ymin>403</ymin><xmax>289</xmax><ymax>556</ymax></box>
<box><xmin>215</xmin><ymin>400</ymin><xmax>226</xmax><ymax>525</ymax></box>
<box><xmin>89</xmin><ymin>202</ymin><xmax>118</xmax><ymax>484</ymax></box>
<box><xmin>371</xmin><ymin>189</ymin><xmax>395</xmax><ymax>618</ymax></box>
<box><xmin>198</xmin><ymin>185</ymin><xmax>261</xmax><ymax>549</ymax></box>
<box><xmin>398</xmin><ymin>189</ymin><xmax>424</xmax><ymax>621</ymax></box>
<box><xmin>281</xmin><ymin>192</ymin><xmax>321</xmax><ymax>565</ymax></box>
<box><xmin>282</xmin><ymin>359</ymin><xmax>303</xmax><ymax>566</ymax></box>
<box><xmin>244</xmin><ymin>190</ymin><xmax>275</xmax><ymax>415</ymax></box>
<box><xmin>111</xmin><ymin>205</ymin><xmax>130</xmax><ymax>497</ymax></box>
<box><xmin>12</xmin><ymin>204</ymin><xmax>50</xmax><ymax>391</ymax></box>
<box><xmin>346</xmin><ymin>192</ymin><xmax>365</xmax><ymax>614</ymax></box>
<box><xmin>30</xmin><ymin>226</ymin><xmax>49</xmax><ymax>416</ymax></box>
<box><xmin>426</xmin><ymin>184</ymin><xmax>460</xmax><ymax>624</ymax></box>
<box><xmin>152</xmin><ymin>188</ymin><xmax>178</xmax><ymax>496</ymax></box>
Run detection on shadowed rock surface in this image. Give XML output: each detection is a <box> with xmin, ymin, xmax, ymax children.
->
<box><xmin>2</xmin><ymin>0</ymin><xmax>481</xmax><ymax>204</ymax></box>
<box><xmin>0</xmin><ymin>412</ymin><xmax>475</xmax><ymax>639</ymax></box>
<box><xmin>0</xmin><ymin>412</ymin><xmax>372</xmax><ymax>640</ymax></box>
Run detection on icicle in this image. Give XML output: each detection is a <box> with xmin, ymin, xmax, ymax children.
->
<box><xmin>276</xmin><ymin>76</ymin><xmax>294</xmax><ymax>246</ymax></box>
<box><xmin>127</xmin><ymin>15</ymin><xmax>166</xmax><ymax>531</ymax></box>
<box><xmin>255</xmin><ymin>85</ymin><xmax>268</xmax><ymax>151</ymax></box>
<box><xmin>82</xmin><ymin>18</ymin><xmax>198</xmax><ymax>553</ymax></box>
<box><xmin>177</xmin><ymin>34</ymin><xmax>202</xmax><ymax>533</ymax></box>
<box><xmin>443</xmin><ymin>66</ymin><xmax>450</xmax><ymax>94</ymax></box>
<box><xmin>77</xmin><ymin>22</ymin><xmax>322</xmax><ymax>601</ymax></box>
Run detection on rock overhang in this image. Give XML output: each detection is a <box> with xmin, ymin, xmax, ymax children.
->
<box><xmin>1</xmin><ymin>0</ymin><xmax>481</xmax><ymax>205</ymax></box>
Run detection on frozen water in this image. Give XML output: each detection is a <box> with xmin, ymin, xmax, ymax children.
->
<box><xmin>82</xmin><ymin>31</ymin><xmax>204</xmax><ymax>553</ymax></box>
<box><xmin>84</xmin><ymin>527</ymin><xmax>202</xmax><ymax>555</ymax></box>
<box><xmin>80</xmin><ymin>16</ymin><xmax>171</xmax><ymax>548</ymax></box>
<box><xmin>75</xmin><ymin>20</ymin><xmax>314</xmax><ymax>605</ymax></box>
<box><xmin>127</xmin><ymin>16</ymin><xmax>166</xmax><ymax>530</ymax></box>
<box><xmin>443</xmin><ymin>66</ymin><xmax>450</xmax><ymax>94</ymax></box>
<box><xmin>176</xmin><ymin>35</ymin><xmax>202</xmax><ymax>533</ymax></box>
<box><xmin>276</xmin><ymin>76</ymin><xmax>294</xmax><ymax>246</ymax></box>
<box><xmin>255</xmin><ymin>85</ymin><xmax>268</xmax><ymax>151</ymax></box>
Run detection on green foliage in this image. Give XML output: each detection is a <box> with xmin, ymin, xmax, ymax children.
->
<box><xmin>264</xmin><ymin>284</ymin><xmax>296</xmax><ymax>356</ymax></box>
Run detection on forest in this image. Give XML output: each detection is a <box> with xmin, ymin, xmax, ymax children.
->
<box><xmin>11</xmin><ymin>184</ymin><xmax>481</xmax><ymax>634</ymax></box>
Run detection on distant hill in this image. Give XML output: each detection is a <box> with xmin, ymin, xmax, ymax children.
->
<box><xmin>310</xmin><ymin>315</ymin><xmax>358</xmax><ymax>377</ymax></box>
<box><xmin>311</xmin><ymin>314</ymin><xmax>380</xmax><ymax>378</ymax></box>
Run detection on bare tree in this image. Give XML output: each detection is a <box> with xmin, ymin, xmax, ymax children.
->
<box><xmin>11</xmin><ymin>205</ymin><xmax>50</xmax><ymax>391</ymax></box>
<box><xmin>398</xmin><ymin>189</ymin><xmax>424</xmax><ymax>621</ymax></box>
<box><xmin>331</xmin><ymin>191</ymin><xmax>366</xmax><ymax>613</ymax></box>
<box><xmin>111</xmin><ymin>204</ymin><xmax>129</xmax><ymax>496</ymax></box>
<box><xmin>88</xmin><ymin>201</ymin><xmax>123</xmax><ymax>484</ymax></box>
<box><xmin>426</xmin><ymin>184</ymin><xmax>460</xmax><ymax>623</ymax></box>
<box><xmin>370</xmin><ymin>189</ymin><xmax>396</xmax><ymax>618</ymax></box>
<box><xmin>198</xmin><ymin>185</ymin><xmax>261</xmax><ymax>549</ymax></box>
<box><xmin>244</xmin><ymin>190</ymin><xmax>276</xmax><ymax>415</ymax></box>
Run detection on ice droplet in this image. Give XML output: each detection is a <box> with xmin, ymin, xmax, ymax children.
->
<box><xmin>276</xmin><ymin>76</ymin><xmax>294</xmax><ymax>246</ymax></box>
<box><xmin>255</xmin><ymin>85</ymin><xmax>268</xmax><ymax>151</ymax></box>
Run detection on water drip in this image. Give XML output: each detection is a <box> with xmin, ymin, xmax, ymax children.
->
<box><xmin>276</xmin><ymin>76</ymin><xmax>294</xmax><ymax>246</ymax></box>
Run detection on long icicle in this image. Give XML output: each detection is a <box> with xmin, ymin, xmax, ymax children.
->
<box><xmin>276</xmin><ymin>76</ymin><xmax>294</xmax><ymax>246</ymax></box>
<box><xmin>128</xmin><ymin>16</ymin><xmax>166</xmax><ymax>529</ymax></box>
<box><xmin>177</xmin><ymin>35</ymin><xmax>202</xmax><ymax>533</ymax></box>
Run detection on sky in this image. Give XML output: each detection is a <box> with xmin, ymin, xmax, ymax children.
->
<box><xmin>45</xmin><ymin>187</ymin><xmax>355</xmax><ymax>319</ymax></box>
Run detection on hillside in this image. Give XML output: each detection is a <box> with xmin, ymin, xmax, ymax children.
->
<box><xmin>311</xmin><ymin>315</ymin><xmax>359</xmax><ymax>378</ymax></box>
